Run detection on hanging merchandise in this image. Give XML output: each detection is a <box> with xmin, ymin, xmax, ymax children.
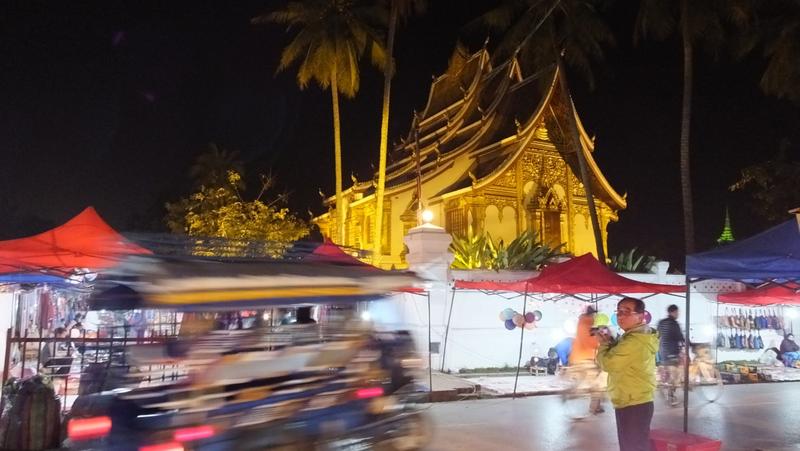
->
<box><xmin>755</xmin><ymin>330</ymin><xmax>764</xmax><ymax>349</ymax></box>
<box><xmin>716</xmin><ymin>331</ymin><xmax>726</xmax><ymax>348</ymax></box>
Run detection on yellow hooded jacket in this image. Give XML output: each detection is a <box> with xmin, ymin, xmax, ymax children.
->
<box><xmin>597</xmin><ymin>324</ymin><xmax>659</xmax><ymax>409</ymax></box>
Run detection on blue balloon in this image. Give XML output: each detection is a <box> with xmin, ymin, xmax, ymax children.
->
<box><xmin>611</xmin><ymin>313</ymin><xmax>618</xmax><ymax>327</ymax></box>
<box><xmin>504</xmin><ymin>319</ymin><xmax>516</xmax><ymax>330</ymax></box>
<box><xmin>502</xmin><ymin>308</ymin><xmax>515</xmax><ymax>320</ymax></box>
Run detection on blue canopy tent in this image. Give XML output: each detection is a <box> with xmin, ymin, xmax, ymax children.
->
<box><xmin>687</xmin><ymin>220</ymin><xmax>800</xmax><ymax>281</ymax></box>
<box><xmin>0</xmin><ymin>273</ymin><xmax>74</xmax><ymax>286</ymax></box>
<box><xmin>684</xmin><ymin>219</ymin><xmax>800</xmax><ymax>433</ymax></box>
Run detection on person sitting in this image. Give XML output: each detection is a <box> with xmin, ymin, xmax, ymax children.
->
<box><xmin>780</xmin><ymin>333</ymin><xmax>800</xmax><ymax>367</ymax></box>
<box><xmin>780</xmin><ymin>333</ymin><xmax>799</xmax><ymax>353</ymax></box>
<box><xmin>553</xmin><ymin>337</ymin><xmax>574</xmax><ymax>367</ymax></box>
<box><xmin>39</xmin><ymin>327</ymin><xmax>70</xmax><ymax>367</ymax></box>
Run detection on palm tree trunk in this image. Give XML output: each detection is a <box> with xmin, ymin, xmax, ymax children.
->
<box><xmin>331</xmin><ymin>68</ymin><xmax>345</xmax><ymax>244</ymax></box>
<box><xmin>373</xmin><ymin>1</ymin><xmax>399</xmax><ymax>266</ymax></box>
<box><xmin>556</xmin><ymin>58</ymin><xmax>606</xmax><ymax>264</ymax></box>
<box><xmin>680</xmin><ymin>0</ymin><xmax>695</xmax><ymax>255</ymax></box>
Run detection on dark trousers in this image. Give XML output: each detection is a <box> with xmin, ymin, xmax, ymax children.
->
<box><xmin>614</xmin><ymin>401</ymin><xmax>654</xmax><ymax>451</ymax></box>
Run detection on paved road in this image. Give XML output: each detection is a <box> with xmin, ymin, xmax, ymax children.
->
<box><xmin>422</xmin><ymin>382</ymin><xmax>800</xmax><ymax>451</ymax></box>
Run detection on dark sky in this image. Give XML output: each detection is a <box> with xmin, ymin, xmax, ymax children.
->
<box><xmin>1</xmin><ymin>0</ymin><xmax>798</xmax><ymax>266</ymax></box>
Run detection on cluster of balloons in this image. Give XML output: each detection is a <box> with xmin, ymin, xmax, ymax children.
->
<box><xmin>499</xmin><ymin>308</ymin><xmax>542</xmax><ymax>331</ymax></box>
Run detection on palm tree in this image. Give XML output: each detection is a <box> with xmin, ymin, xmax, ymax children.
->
<box><xmin>373</xmin><ymin>0</ymin><xmax>426</xmax><ymax>266</ymax></box>
<box><xmin>739</xmin><ymin>0</ymin><xmax>800</xmax><ymax>103</ymax></box>
<box><xmin>254</xmin><ymin>1</ymin><xmax>387</xmax><ymax>244</ymax></box>
<box><xmin>473</xmin><ymin>0</ymin><xmax>615</xmax><ymax>263</ymax></box>
<box><xmin>190</xmin><ymin>143</ymin><xmax>245</xmax><ymax>189</ymax></box>
<box><xmin>635</xmin><ymin>0</ymin><xmax>748</xmax><ymax>255</ymax></box>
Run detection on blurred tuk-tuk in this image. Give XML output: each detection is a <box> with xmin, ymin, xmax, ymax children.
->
<box><xmin>64</xmin><ymin>255</ymin><xmax>429</xmax><ymax>451</ymax></box>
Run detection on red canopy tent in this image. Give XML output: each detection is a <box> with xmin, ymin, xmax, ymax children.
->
<box><xmin>305</xmin><ymin>239</ymin><xmax>425</xmax><ymax>294</ymax></box>
<box><xmin>0</xmin><ymin>207</ymin><xmax>150</xmax><ymax>275</ymax></box>
<box><xmin>449</xmin><ymin>254</ymin><xmax>684</xmax><ymax>397</ymax></box>
<box><xmin>717</xmin><ymin>282</ymin><xmax>800</xmax><ymax>306</ymax></box>
<box><xmin>305</xmin><ymin>239</ymin><xmax>379</xmax><ymax>269</ymax></box>
<box><xmin>455</xmin><ymin>253</ymin><xmax>683</xmax><ymax>295</ymax></box>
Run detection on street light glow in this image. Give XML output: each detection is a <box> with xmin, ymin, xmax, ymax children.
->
<box><xmin>421</xmin><ymin>209</ymin><xmax>434</xmax><ymax>223</ymax></box>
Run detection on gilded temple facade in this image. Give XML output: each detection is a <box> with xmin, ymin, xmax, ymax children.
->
<box><xmin>313</xmin><ymin>48</ymin><xmax>627</xmax><ymax>269</ymax></box>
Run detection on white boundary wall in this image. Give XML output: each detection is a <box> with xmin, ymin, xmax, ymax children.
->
<box><xmin>369</xmin><ymin>270</ymin><xmax>800</xmax><ymax>372</ymax></box>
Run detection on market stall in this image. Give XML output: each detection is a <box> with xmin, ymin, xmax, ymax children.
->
<box><xmin>687</xmin><ymin>218</ymin><xmax>800</xmax><ymax>432</ymax></box>
<box><xmin>0</xmin><ymin>207</ymin><xmax>153</xmax><ymax>410</ymax></box>
<box><xmin>452</xmin><ymin>253</ymin><xmax>685</xmax><ymax>395</ymax></box>
<box><xmin>711</xmin><ymin>282</ymin><xmax>800</xmax><ymax>383</ymax></box>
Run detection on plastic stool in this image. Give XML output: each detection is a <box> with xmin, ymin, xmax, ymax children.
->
<box><xmin>649</xmin><ymin>429</ymin><xmax>722</xmax><ymax>451</ymax></box>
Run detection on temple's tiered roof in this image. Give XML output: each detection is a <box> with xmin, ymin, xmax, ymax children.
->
<box><xmin>332</xmin><ymin>46</ymin><xmax>626</xmax><ymax>211</ymax></box>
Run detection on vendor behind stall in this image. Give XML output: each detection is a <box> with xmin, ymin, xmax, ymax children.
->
<box><xmin>780</xmin><ymin>333</ymin><xmax>800</xmax><ymax>367</ymax></box>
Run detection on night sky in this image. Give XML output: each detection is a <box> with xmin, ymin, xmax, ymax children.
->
<box><xmin>1</xmin><ymin>1</ymin><xmax>798</xmax><ymax>267</ymax></box>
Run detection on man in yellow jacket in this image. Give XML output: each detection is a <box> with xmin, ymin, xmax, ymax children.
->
<box><xmin>597</xmin><ymin>297</ymin><xmax>658</xmax><ymax>451</ymax></box>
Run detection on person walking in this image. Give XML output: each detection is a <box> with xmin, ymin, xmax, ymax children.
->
<box><xmin>597</xmin><ymin>297</ymin><xmax>658</xmax><ymax>451</ymax></box>
<box><xmin>569</xmin><ymin>306</ymin><xmax>605</xmax><ymax>414</ymax></box>
<box><xmin>657</xmin><ymin>305</ymin><xmax>684</xmax><ymax>405</ymax></box>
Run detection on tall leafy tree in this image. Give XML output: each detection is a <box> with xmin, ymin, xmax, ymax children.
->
<box><xmin>254</xmin><ymin>1</ymin><xmax>387</xmax><ymax>244</ymax></box>
<box><xmin>736</xmin><ymin>0</ymin><xmax>800</xmax><ymax>103</ymax></box>
<box><xmin>373</xmin><ymin>0</ymin><xmax>425</xmax><ymax>266</ymax></box>
<box><xmin>166</xmin><ymin>170</ymin><xmax>309</xmax><ymax>257</ymax></box>
<box><xmin>473</xmin><ymin>0</ymin><xmax>615</xmax><ymax>263</ymax></box>
<box><xmin>635</xmin><ymin>0</ymin><xmax>749</xmax><ymax>254</ymax></box>
<box><xmin>190</xmin><ymin>143</ymin><xmax>245</xmax><ymax>189</ymax></box>
<box><xmin>730</xmin><ymin>140</ymin><xmax>800</xmax><ymax>224</ymax></box>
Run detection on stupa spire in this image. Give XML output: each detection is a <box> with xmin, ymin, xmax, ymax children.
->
<box><xmin>717</xmin><ymin>207</ymin><xmax>735</xmax><ymax>245</ymax></box>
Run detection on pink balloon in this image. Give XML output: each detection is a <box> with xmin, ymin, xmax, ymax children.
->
<box><xmin>524</xmin><ymin>312</ymin><xmax>536</xmax><ymax>323</ymax></box>
<box><xmin>524</xmin><ymin>321</ymin><xmax>537</xmax><ymax>331</ymax></box>
<box><xmin>644</xmin><ymin>310</ymin><xmax>652</xmax><ymax>324</ymax></box>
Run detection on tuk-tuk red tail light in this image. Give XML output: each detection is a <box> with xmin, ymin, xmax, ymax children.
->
<box><xmin>139</xmin><ymin>442</ymin><xmax>184</xmax><ymax>451</ymax></box>
<box><xmin>174</xmin><ymin>425</ymin><xmax>215</xmax><ymax>442</ymax></box>
<box><xmin>355</xmin><ymin>387</ymin><xmax>384</xmax><ymax>399</ymax></box>
<box><xmin>67</xmin><ymin>416</ymin><xmax>112</xmax><ymax>441</ymax></box>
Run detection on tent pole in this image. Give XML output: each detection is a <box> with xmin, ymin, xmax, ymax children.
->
<box><xmin>441</xmin><ymin>289</ymin><xmax>457</xmax><ymax>372</ymax></box>
<box><xmin>683</xmin><ymin>276</ymin><xmax>691</xmax><ymax>433</ymax></box>
<box><xmin>715</xmin><ymin>300</ymin><xmax>720</xmax><ymax>365</ymax></box>
<box><xmin>427</xmin><ymin>292</ymin><xmax>433</xmax><ymax>393</ymax></box>
<box><xmin>512</xmin><ymin>291</ymin><xmax>529</xmax><ymax>399</ymax></box>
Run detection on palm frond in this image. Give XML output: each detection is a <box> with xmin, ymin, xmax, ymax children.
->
<box><xmin>634</xmin><ymin>0</ymin><xmax>676</xmax><ymax>45</ymax></box>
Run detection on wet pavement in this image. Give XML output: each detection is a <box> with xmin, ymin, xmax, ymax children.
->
<box><xmin>423</xmin><ymin>382</ymin><xmax>800</xmax><ymax>450</ymax></box>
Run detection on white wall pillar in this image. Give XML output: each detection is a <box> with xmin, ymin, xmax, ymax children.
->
<box><xmin>404</xmin><ymin>223</ymin><xmax>453</xmax><ymax>287</ymax></box>
<box><xmin>404</xmin><ymin>223</ymin><xmax>454</xmax><ymax>371</ymax></box>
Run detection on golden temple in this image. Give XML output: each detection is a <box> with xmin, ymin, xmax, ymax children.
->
<box><xmin>313</xmin><ymin>47</ymin><xmax>626</xmax><ymax>269</ymax></box>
